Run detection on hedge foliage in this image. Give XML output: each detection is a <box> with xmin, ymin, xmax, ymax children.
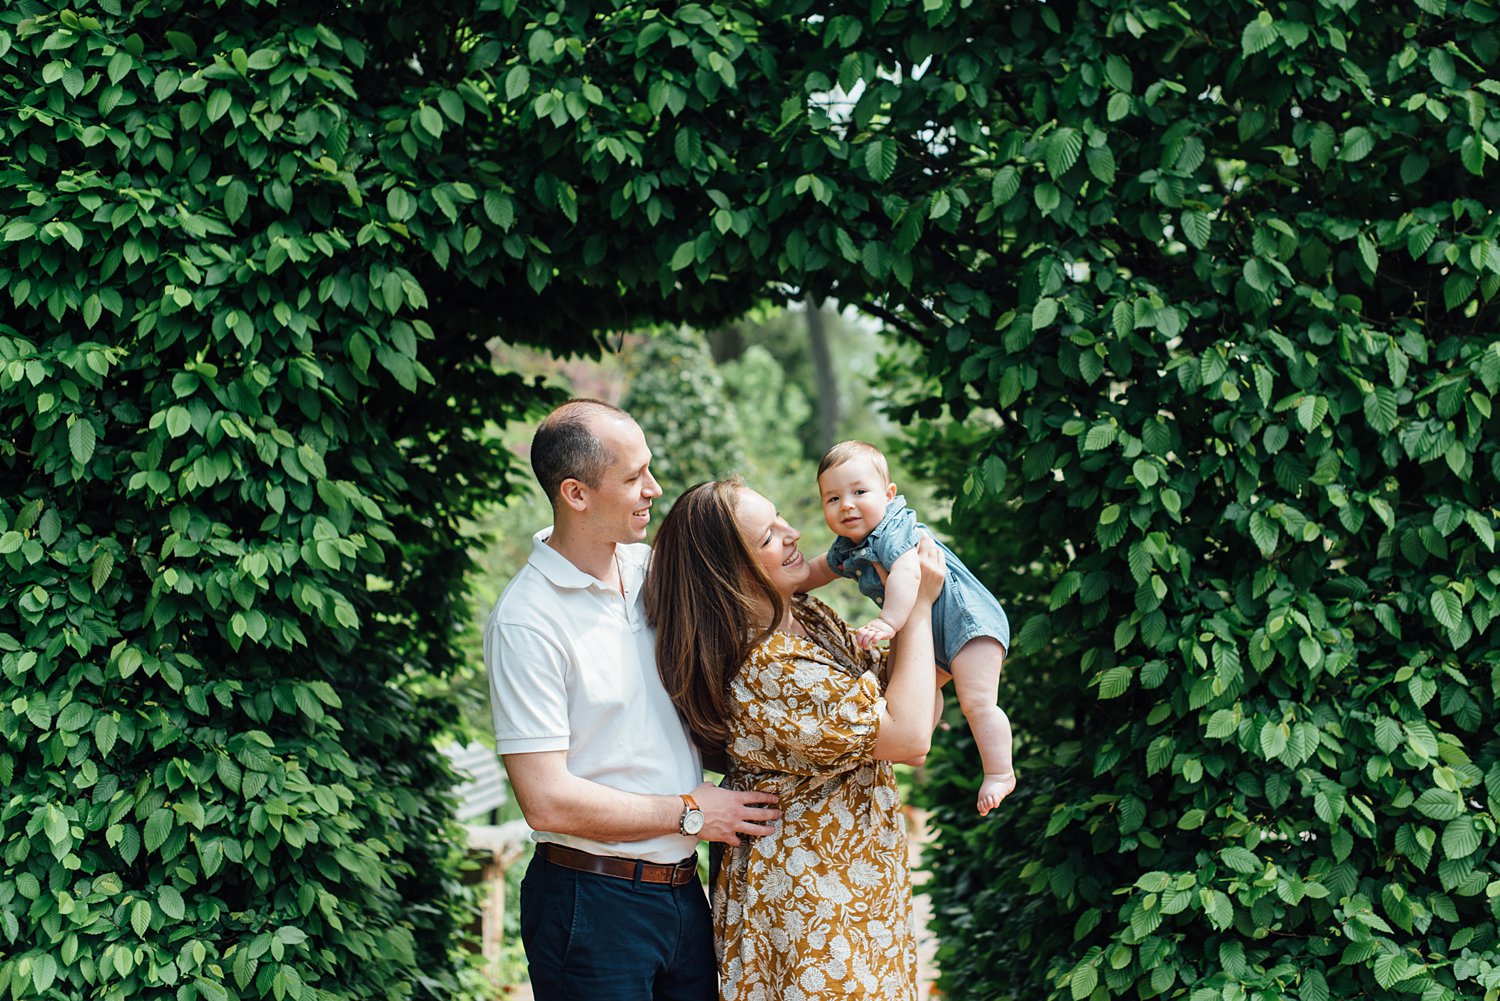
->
<box><xmin>0</xmin><ymin>3</ymin><xmax>555</xmax><ymax>998</ymax></box>
<box><xmin>4</xmin><ymin>0</ymin><xmax>1498</xmax><ymax>999</ymax></box>
<box><xmin>883</xmin><ymin>2</ymin><xmax>1500</xmax><ymax>1000</ymax></box>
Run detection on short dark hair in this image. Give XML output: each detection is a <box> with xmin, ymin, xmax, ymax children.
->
<box><xmin>530</xmin><ymin>399</ymin><xmax>628</xmax><ymax>504</ymax></box>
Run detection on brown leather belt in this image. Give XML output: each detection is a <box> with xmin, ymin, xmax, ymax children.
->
<box><xmin>537</xmin><ymin>843</ymin><xmax>699</xmax><ymax>886</ymax></box>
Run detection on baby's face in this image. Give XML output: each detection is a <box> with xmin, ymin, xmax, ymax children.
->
<box><xmin>819</xmin><ymin>456</ymin><xmax>896</xmax><ymax>544</ymax></box>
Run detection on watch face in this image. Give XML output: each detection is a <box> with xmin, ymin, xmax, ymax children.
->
<box><xmin>684</xmin><ymin>811</ymin><xmax>704</xmax><ymax>835</ymax></box>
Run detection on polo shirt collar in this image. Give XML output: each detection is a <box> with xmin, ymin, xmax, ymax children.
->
<box><xmin>527</xmin><ymin>528</ymin><xmax>637</xmax><ymax>593</ymax></box>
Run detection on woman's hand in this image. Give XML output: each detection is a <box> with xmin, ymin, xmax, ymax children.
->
<box><xmin>913</xmin><ymin>533</ymin><xmax>947</xmax><ymax>605</ymax></box>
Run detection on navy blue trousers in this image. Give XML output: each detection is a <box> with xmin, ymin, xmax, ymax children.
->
<box><xmin>520</xmin><ymin>852</ymin><xmax>717</xmax><ymax>1001</ymax></box>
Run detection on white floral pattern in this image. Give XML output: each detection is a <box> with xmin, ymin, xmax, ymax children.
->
<box><xmin>716</xmin><ymin>595</ymin><xmax>917</xmax><ymax>1000</ymax></box>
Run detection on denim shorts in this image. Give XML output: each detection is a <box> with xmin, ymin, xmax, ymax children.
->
<box><xmin>931</xmin><ymin>553</ymin><xmax>1011</xmax><ymax>670</ymax></box>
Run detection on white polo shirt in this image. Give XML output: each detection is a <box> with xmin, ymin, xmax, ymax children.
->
<box><xmin>484</xmin><ymin>529</ymin><xmax>702</xmax><ymax>863</ymax></box>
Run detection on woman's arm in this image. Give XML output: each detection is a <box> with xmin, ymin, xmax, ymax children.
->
<box><xmin>871</xmin><ymin>536</ymin><xmax>946</xmax><ymax>762</ymax></box>
<box><xmin>892</xmin><ymin>684</ymin><xmax>946</xmax><ymax>766</ymax></box>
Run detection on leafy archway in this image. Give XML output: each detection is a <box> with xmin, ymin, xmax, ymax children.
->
<box><xmin>2</xmin><ymin>1</ymin><xmax>1496</xmax><ymax>999</ymax></box>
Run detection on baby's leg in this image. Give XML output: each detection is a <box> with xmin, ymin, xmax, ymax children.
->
<box><xmin>950</xmin><ymin>637</ymin><xmax>1015</xmax><ymax>816</ymax></box>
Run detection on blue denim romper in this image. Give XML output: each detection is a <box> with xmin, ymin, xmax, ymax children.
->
<box><xmin>826</xmin><ymin>496</ymin><xmax>1010</xmax><ymax>670</ymax></box>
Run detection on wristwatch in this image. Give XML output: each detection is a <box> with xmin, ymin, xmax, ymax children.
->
<box><xmin>678</xmin><ymin>794</ymin><xmax>704</xmax><ymax>836</ymax></box>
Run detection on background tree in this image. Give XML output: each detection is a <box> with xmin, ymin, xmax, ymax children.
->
<box><xmin>621</xmin><ymin>327</ymin><xmax>746</xmax><ymax>509</ymax></box>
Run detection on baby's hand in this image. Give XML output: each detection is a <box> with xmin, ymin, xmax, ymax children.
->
<box><xmin>854</xmin><ymin>619</ymin><xmax>897</xmax><ymax>650</ymax></box>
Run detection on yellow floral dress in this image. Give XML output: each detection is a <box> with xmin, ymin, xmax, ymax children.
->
<box><xmin>715</xmin><ymin>594</ymin><xmax>917</xmax><ymax>1001</ymax></box>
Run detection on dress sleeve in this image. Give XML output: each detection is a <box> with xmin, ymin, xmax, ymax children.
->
<box><xmin>733</xmin><ymin>638</ymin><xmax>885</xmax><ymax>775</ymax></box>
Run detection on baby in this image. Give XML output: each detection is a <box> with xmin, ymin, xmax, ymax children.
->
<box><xmin>802</xmin><ymin>440</ymin><xmax>1017</xmax><ymax>815</ymax></box>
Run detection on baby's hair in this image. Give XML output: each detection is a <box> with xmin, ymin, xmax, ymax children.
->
<box><xmin>817</xmin><ymin>440</ymin><xmax>890</xmax><ymax>483</ymax></box>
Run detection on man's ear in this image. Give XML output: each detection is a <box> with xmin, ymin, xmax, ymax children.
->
<box><xmin>885</xmin><ymin>481</ymin><xmax>899</xmax><ymax>501</ymax></box>
<box><xmin>556</xmin><ymin>478</ymin><xmax>589</xmax><ymax>513</ymax></box>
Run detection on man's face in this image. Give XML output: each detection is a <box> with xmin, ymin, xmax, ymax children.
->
<box><xmin>818</xmin><ymin>455</ymin><xmax>897</xmax><ymax>545</ymax></box>
<box><xmin>584</xmin><ymin>417</ymin><xmax>662</xmax><ymax>544</ymax></box>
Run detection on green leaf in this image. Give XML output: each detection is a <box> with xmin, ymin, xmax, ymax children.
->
<box><xmin>1308</xmin><ymin>121</ymin><xmax>1336</xmax><ymax>169</ymax></box>
<box><xmin>505</xmin><ymin>65</ymin><xmax>530</xmax><ymax>101</ymax></box>
<box><xmin>224</xmin><ymin>180</ymin><xmax>249</xmax><ymax>224</ymax></box>
<box><xmin>246</xmin><ymin>48</ymin><xmax>281</xmax><ymax>71</ymax></box>
<box><xmin>1363</xmin><ymin>386</ymin><xmax>1398</xmax><ymax>433</ymax></box>
<box><xmin>1219</xmin><ymin>846</ymin><xmax>1260</xmax><ymax>873</ymax></box>
<box><xmin>1104</xmin><ymin>55</ymin><xmax>1133</xmax><ymax>92</ymax></box>
<box><xmin>44</xmin><ymin>803</ymin><xmax>69</xmax><ymax>844</ymax></box>
<box><xmin>158</xmin><ymin>885</ymin><xmax>186</xmax><ymax>920</ymax></box>
<box><xmin>92</xmin><ymin>549</ymin><xmax>115</xmax><ymax>591</ymax></box>
<box><xmin>95</xmin><ymin>714</ymin><xmax>119</xmax><ymax>756</ymax></box>
<box><xmin>1296</xmin><ymin>395</ymin><xmax>1328</xmax><ymax>432</ymax></box>
<box><xmin>205</xmin><ymin>90</ymin><xmax>232</xmax><ymax>123</ymax></box>
<box><xmin>418</xmin><ymin>103</ymin><xmax>444</xmax><ymax>137</ymax></box>
<box><xmin>1204</xmin><ymin>709</ymin><xmax>1237</xmax><ymax>739</ymax></box>
<box><xmin>1181</xmin><ymin>210</ymin><xmax>1210</xmax><ymax>249</ymax></box>
<box><xmin>1373</xmin><ymin>716</ymin><xmax>1401</xmax><ymax>753</ymax></box>
<box><xmin>675</xmin><ymin>128</ymin><xmax>703</xmax><ymax>168</ymax></box>
<box><xmin>668</xmin><ymin>241</ymin><xmax>696</xmax><ymax>271</ymax></box>
<box><xmin>1046</xmin><ymin>127</ymin><xmax>1083</xmax><ymax>178</ymax></box>
<box><xmin>1243</xmin><ymin>257</ymin><xmax>1275</xmax><ymax>292</ymax></box>
<box><xmin>1242</xmin><ymin>15</ymin><xmax>1277</xmax><ymax>56</ymax></box>
<box><xmin>31</xmin><ymin>954</ymin><xmax>57</xmax><ymax>995</ymax></box>
<box><xmin>131</xmin><ymin>899</ymin><xmax>152</xmax><ymax>937</ymax></box>
<box><xmin>1429</xmin><ymin>590</ymin><xmax>1462</xmax><ymax>630</ymax></box>
<box><xmin>1084</xmin><ymin>424</ymin><xmax>1117</xmax><ymax>451</ymax></box>
<box><xmin>1106</xmin><ymin>92</ymin><xmax>1131</xmax><ymax>121</ymax></box>
<box><xmin>1429</xmin><ymin>48</ymin><xmax>1456</xmax><ymax>88</ymax></box>
<box><xmin>1070</xmin><ymin>961</ymin><xmax>1098</xmax><ymax>1000</ymax></box>
<box><xmin>1248</xmin><ymin>511</ymin><xmax>1279</xmax><ymax>555</ymax></box>
<box><xmin>991</xmin><ymin>166</ymin><xmax>1020</xmax><ymax>204</ymax></box>
<box><xmin>69</xmin><ymin>419</ymin><xmax>97</xmax><ymax>464</ymax></box>
<box><xmin>1357</xmin><ymin>233</ymin><xmax>1379</xmax><ymax>274</ymax></box>
<box><xmin>1085</xmin><ymin>146</ymin><xmax>1116</xmax><ymax>185</ymax></box>
<box><xmin>1442</xmin><ymin>815</ymin><xmax>1480</xmax><ymax>859</ymax></box>
<box><xmin>1034</xmin><ymin>183</ymin><xmax>1060</xmax><ymax>213</ymax></box>
<box><xmin>144</xmin><ymin>808</ymin><xmax>174</xmax><ymax>852</ymax></box>
<box><xmin>864</xmin><ymin>139</ymin><xmax>897</xmax><ymax>182</ymax></box>
<box><xmin>386</xmin><ymin>187</ymin><xmax>415</xmax><ymax>221</ymax></box>
<box><xmin>483</xmin><ymin>190</ymin><xmax>515</xmax><ymax>230</ymax></box>
<box><xmin>1340</xmin><ymin>126</ymin><xmax>1376</xmax><ymax>162</ymax></box>
<box><xmin>1032</xmin><ymin>298</ymin><xmax>1059</xmax><ymax>329</ymax></box>
<box><xmin>1097</xmin><ymin>665</ymin><xmax>1131</xmax><ymax>698</ymax></box>
<box><xmin>1414</xmin><ymin>787</ymin><xmax>1464</xmax><ymax>821</ymax></box>
<box><xmin>1259</xmin><ymin>720</ymin><xmax>1288</xmax><ymax>759</ymax></box>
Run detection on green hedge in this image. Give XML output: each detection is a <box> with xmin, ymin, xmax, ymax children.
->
<box><xmin>5</xmin><ymin>0</ymin><xmax>1497</xmax><ymax>998</ymax></box>
<box><xmin>0</xmin><ymin>3</ymin><xmax>554</xmax><ymax>998</ymax></box>
<box><xmin>888</xmin><ymin>2</ymin><xmax>1500</xmax><ymax>999</ymax></box>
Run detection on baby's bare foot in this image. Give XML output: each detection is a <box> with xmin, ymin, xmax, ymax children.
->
<box><xmin>977</xmin><ymin>771</ymin><xmax>1016</xmax><ymax>816</ymax></box>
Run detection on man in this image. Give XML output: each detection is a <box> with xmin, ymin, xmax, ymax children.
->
<box><xmin>485</xmin><ymin>398</ymin><xmax>780</xmax><ymax>1000</ymax></box>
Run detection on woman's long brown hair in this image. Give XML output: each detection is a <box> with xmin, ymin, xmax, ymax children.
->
<box><xmin>644</xmin><ymin>479</ymin><xmax>784</xmax><ymax>755</ymax></box>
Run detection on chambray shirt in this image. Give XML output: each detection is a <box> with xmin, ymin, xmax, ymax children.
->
<box><xmin>826</xmin><ymin>496</ymin><xmax>1011</xmax><ymax>667</ymax></box>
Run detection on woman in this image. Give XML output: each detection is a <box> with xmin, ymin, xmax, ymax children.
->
<box><xmin>644</xmin><ymin>478</ymin><xmax>946</xmax><ymax>1000</ymax></box>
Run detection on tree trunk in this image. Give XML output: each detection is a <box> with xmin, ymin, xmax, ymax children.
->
<box><xmin>805</xmin><ymin>294</ymin><xmax>840</xmax><ymax>453</ymax></box>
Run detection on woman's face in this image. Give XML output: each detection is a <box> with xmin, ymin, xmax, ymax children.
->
<box><xmin>735</xmin><ymin>487</ymin><xmax>810</xmax><ymax>597</ymax></box>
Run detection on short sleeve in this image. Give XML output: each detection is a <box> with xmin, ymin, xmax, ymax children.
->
<box><xmin>867</xmin><ymin>501</ymin><xmax>921</xmax><ymax>569</ymax></box>
<box><xmin>731</xmin><ymin>638</ymin><xmax>885</xmax><ymax>775</ymax></box>
<box><xmin>825</xmin><ymin>537</ymin><xmax>861</xmax><ymax>580</ymax></box>
<box><xmin>485</xmin><ymin>618</ymin><xmax>571</xmax><ymax>755</ymax></box>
